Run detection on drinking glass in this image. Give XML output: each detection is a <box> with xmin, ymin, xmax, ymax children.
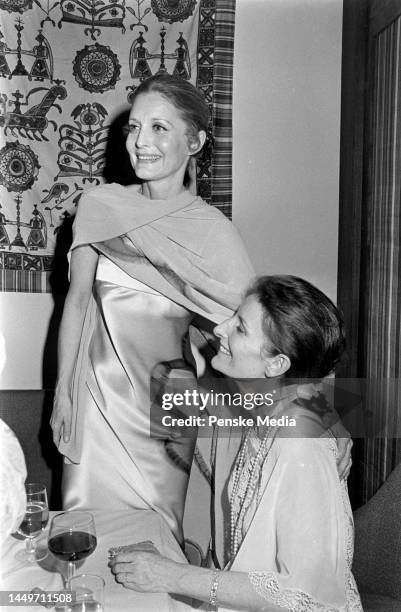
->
<box><xmin>48</xmin><ymin>511</ymin><xmax>97</xmax><ymax>582</ymax></box>
<box><xmin>67</xmin><ymin>574</ymin><xmax>104</xmax><ymax>611</ymax></box>
<box><xmin>16</xmin><ymin>483</ymin><xmax>49</xmax><ymax>563</ymax></box>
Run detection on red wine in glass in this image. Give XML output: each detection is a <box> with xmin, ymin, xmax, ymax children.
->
<box><xmin>49</xmin><ymin>512</ymin><xmax>97</xmax><ymax>581</ymax></box>
<box><xmin>48</xmin><ymin>531</ymin><xmax>97</xmax><ymax>562</ymax></box>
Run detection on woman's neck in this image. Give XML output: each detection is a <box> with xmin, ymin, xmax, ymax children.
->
<box><xmin>141</xmin><ymin>180</ymin><xmax>186</xmax><ymax>200</ymax></box>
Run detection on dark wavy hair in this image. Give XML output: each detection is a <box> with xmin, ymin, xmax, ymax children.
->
<box><xmin>131</xmin><ymin>74</ymin><xmax>209</xmax><ymax>148</ymax></box>
<box><xmin>247</xmin><ymin>275</ymin><xmax>346</xmax><ymax>378</ymax></box>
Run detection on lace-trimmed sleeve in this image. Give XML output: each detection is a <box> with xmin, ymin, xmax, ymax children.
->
<box><xmin>248</xmin><ymin>571</ymin><xmax>342</xmax><ymax>611</ymax></box>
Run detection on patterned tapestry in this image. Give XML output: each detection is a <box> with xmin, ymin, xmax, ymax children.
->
<box><xmin>0</xmin><ymin>0</ymin><xmax>235</xmax><ymax>292</ymax></box>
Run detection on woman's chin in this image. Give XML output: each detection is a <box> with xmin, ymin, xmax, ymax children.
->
<box><xmin>211</xmin><ymin>353</ymin><xmax>229</xmax><ymax>375</ymax></box>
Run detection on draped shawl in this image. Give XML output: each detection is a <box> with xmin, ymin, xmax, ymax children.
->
<box><xmin>58</xmin><ymin>183</ymin><xmax>255</xmax><ymax>463</ymax></box>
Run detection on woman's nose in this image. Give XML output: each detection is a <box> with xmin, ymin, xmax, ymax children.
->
<box><xmin>214</xmin><ymin>317</ymin><xmax>231</xmax><ymax>339</ymax></box>
<box><xmin>214</xmin><ymin>323</ymin><xmax>223</xmax><ymax>338</ymax></box>
<box><xmin>135</xmin><ymin>125</ymin><xmax>151</xmax><ymax>148</ymax></box>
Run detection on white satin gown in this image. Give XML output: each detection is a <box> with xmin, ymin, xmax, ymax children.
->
<box><xmin>62</xmin><ymin>255</ymin><xmax>194</xmax><ymax>542</ymax></box>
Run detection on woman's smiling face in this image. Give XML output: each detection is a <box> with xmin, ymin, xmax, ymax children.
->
<box><xmin>212</xmin><ymin>295</ymin><xmax>271</xmax><ymax>379</ymax></box>
<box><xmin>126</xmin><ymin>91</ymin><xmax>192</xmax><ymax>192</ymax></box>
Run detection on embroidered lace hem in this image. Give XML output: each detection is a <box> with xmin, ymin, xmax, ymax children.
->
<box><xmin>249</xmin><ymin>571</ymin><xmax>347</xmax><ymax>611</ymax></box>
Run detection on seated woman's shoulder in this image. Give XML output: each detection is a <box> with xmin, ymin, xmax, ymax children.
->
<box><xmin>274</xmin><ymin>406</ymin><xmax>328</xmax><ymax>439</ymax></box>
<box><xmin>272</xmin><ymin>431</ymin><xmax>337</xmax><ymax>468</ymax></box>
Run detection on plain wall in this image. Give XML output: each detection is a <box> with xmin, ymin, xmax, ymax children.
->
<box><xmin>0</xmin><ymin>293</ymin><xmax>55</xmax><ymax>389</ymax></box>
<box><xmin>233</xmin><ymin>0</ymin><xmax>342</xmax><ymax>302</ymax></box>
<box><xmin>0</xmin><ymin>0</ymin><xmax>343</xmax><ymax>389</ymax></box>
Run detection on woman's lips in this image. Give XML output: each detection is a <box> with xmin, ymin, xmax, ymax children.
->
<box><xmin>218</xmin><ymin>343</ymin><xmax>231</xmax><ymax>356</ymax></box>
<box><xmin>136</xmin><ymin>154</ymin><xmax>162</xmax><ymax>162</ymax></box>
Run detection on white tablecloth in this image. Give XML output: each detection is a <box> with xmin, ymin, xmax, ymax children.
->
<box><xmin>1</xmin><ymin>509</ymin><xmax>194</xmax><ymax>612</ymax></box>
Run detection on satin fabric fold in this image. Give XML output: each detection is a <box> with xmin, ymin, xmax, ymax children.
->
<box><xmin>62</xmin><ymin>256</ymin><xmax>194</xmax><ymax>541</ymax></box>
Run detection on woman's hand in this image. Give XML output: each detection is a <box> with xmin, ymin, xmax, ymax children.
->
<box><xmin>190</xmin><ymin>341</ymin><xmax>206</xmax><ymax>377</ymax></box>
<box><xmin>50</xmin><ymin>390</ymin><xmax>72</xmax><ymax>446</ymax></box>
<box><xmin>327</xmin><ymin>417</ymin><xmax>353</xmax><ymax>480</ymax></box>
<box><xmin>336</xmin><ymin>436</ymin><xmax>353</xmax><ymax>480</ymax></box>
<box><xmin>108</xmin><ymin>541</ymin><xmax>178</xmax><ymax>593</ymax></box>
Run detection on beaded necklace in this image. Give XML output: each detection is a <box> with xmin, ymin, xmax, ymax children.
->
<box><xmin>229</xmin><ymin>425</ymin><xmax>274</xmax><ymax>558</ymax></box>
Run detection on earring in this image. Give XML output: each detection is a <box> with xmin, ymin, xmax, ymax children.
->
<box><xmin>189</xmin><ymin>139</ymin><xmax>200</xmax><ymax>153</ymax></box>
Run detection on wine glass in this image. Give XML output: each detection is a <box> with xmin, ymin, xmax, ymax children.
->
<box><xmin>48</xmin><ymin>511</ymin><xmax>97</xmax><ymax>582</ymax></box>
<box><xmin>67</xmin><ymin>574</ymin><xmax>105</xmax><ymax>612</ymax></box>
<box><xmin>16</xmin><ymin>483</ymin><xmax>49</xmax><ymax>563</ymax></box>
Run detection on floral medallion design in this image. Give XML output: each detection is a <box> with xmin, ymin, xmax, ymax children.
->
<box><xmin>151</xmin><ymin>0</ymin><xmax>197</xmax><ymax>23</ymax></box>
<box><xmin>73</xmin><ymin>43</ymin><xmax>121</xmax><ymax>93</ymax></box>
<box><xmin>0</xmin><ymin>141</ymin><xmax>40</xmax><ymax>192</ymax></box>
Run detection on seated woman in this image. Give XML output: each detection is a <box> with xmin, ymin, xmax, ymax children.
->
<box><xmin>109</xmin><ymin>275</ymin><xmax>363</xmax><ymax>611</ymax></box>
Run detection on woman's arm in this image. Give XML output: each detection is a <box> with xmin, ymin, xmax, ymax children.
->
<box><xmin>50</xmin><ymin>245</ymin><xmax>98</xmax><ymax>446</ymax></box>
<box><xmin>109</xmin><ymin>542</ymin><xmax>281</xmax><ymax>611</ymax></box>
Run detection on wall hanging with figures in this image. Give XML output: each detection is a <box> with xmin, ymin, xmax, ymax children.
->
<box><xmin>0</xmin><ymin>0</ymin><xmax>236</xmax><ymax>292</ymax></box>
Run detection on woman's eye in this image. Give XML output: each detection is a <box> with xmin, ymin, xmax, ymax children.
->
<box><xmin>126</xmin><ymin>124</ymin><xmax>139</xmax><ymax>134</ymax></box>
<box><xmin>153</xmin><ymin>124</ymin><xmax>166</xmax><ymax>132</ymax></box>
<box><xmin>236</xmin><ymin>325</ymin><xmax>245</xmax><ymax>334</ymax></box>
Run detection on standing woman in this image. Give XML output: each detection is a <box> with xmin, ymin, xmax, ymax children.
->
<box><xmin>50</xmin><ymin>74</ymin><xmax>255</xmax><ymax>543</ymax></box>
